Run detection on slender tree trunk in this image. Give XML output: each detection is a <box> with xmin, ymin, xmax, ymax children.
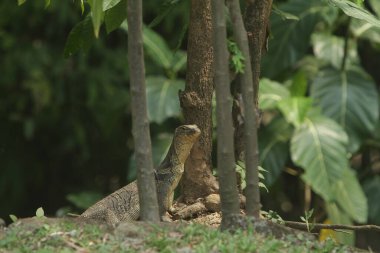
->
<box><xmin>179</xmin><ymin>0</ymin><xmax>219</xmax><ymax>203</ymax></box>
<box><xmin>244</xmin><ymin>0</ymin><xmax>272</xmax><ymax>103</ymax></box>
<box><xmin>212</xmin><ymin>0</ymin><xmax>241</xmax><ymax>229</ymax></box>
<box><xmin>227</xmin><ymin>0</ymin><xmax>262</xmax><ymax>218</ymax></box>
<box><xmin>127</xmin><ymin>0</ymin><xmax>160</xmax><ymax>222</ymax></box>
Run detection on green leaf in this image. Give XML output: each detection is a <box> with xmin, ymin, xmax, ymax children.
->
<box><xmin>289</xmin><ymin>70</ymin><xmax>308</xmax><ymax>97</ymax></box>
<box><xmin>146</xmin><ymin>76</ymin><xmax>184</xmax><ymax>123</ymax></box>
<box><xmin>35</xmin><ymin>207</ymin><xmax>45</xmax><ymax>217</ymax></box>
<box><xmin>369</xmin><ymin>0</ymin><xmax>380</xmax><ymax>17</ymax></box>
<box><xmin>327</xmin><ymin>0</ymin><xmax>380</xmax><ymax>28</ymax></box>
<box><xmin>148</xmin><ymin>0</ymin><xmax>182</xmax><ymax>28</ymax></box>
<box><xmin>291</xmin><ymin>115</ymin><xmax>349</xmax><ymax>201</ymax></box>
<box><xmin>262</xmin><ymin>0</ymin><xmax>328</xmax><ymax>78</ymax></box>
<box><xmin>333</xmin><ymin>168</ymin><xmax>367</xmax><ymax>223</ymax></box>
<box><xmin>278</xmin><ymin>97</ymin><xmax>313</xmax><ymax>127</ymax></box>
<box><xmin>17</xmin><ymin>0</ymin><xmax>26</xmax><ymax>6</ymax></box>
<box><xmin>350</xmin><ymin>19</ymin><xmax>380</xmax><ymax>44</ymax></box>
<box><xmin>272</xmin><ymin>5</ymin><xmax>299</xmax><ymax>20</ymax></box>
<box><xmin>44</xmin><ymin>0</ymin><xmax>50</xmax><ymax>8</ymax></box>
<box><xmin>90</xmin><ymin>0</ymin><xmax>104</xmax><ymax>38</ymax></box>
<box><xmin>311</xmin><ymin>67</ymin><xmax>379</xmax><ymax>152</ymax></box>
<box><xmin>170</xmin><ymin>50</ymin><xmax>187</xmax><ymax>74</ymax></box>
<box><xmin>326</xmin><ymin>203</ymin><xmax>355</xmax><ymax>245</ymax></box>
<box><xmin>105</xmin><ymin>0</ymin><xmax>126</xmax><ymax>34</ymax></box>
<box><xmin>66</xmin><ymin>191</ymin><xmax>103</xmax><ymax>210</ymax></box>
<box><xmin>311</xmin><ymin>33</ymin><xmax>358</xmax><ymax>69</ymax></box>
<box><xmin>9</xmin><ymin>214</ymin><xmax>18</xmax><ymax>222</ymax></box>
<box><xmin>64</xmin><ymin>16</ymin><xmax>95</xmax><ymax>58</ymax></box>
<box><xmin>103</xmin><ymin>0</ymin><xmax>121</xmax><ymax>11</ymax></box>
<box><xmin>259</xmin><ymin>78</ymin><xmax>290</xmax><ymax>110</ymax></box>
<box><xmin>121</xmin><ymin>23</ymin><xmax>174</xmax><ymax>69</ymax></box>
<box><xmin>259</xmin><ymin>116</ymin><xmax>292</xmax><ymax>186</ymax></box>
<box><xmin>363</xmin><ymin>176</ymin><xmax>380</xmax><ymax>224</ymax></box>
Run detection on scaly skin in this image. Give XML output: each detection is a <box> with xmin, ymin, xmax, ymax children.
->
<box><xmin>80</xmin><ymin>125</ymin><xmax>201</xmax><ymax>225</ymax></box>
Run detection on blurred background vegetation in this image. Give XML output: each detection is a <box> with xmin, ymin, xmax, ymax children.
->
<box><xmin>1</xmin><ymin>0</ymin><xmax>380</xmax><ymax>248</ymax></box>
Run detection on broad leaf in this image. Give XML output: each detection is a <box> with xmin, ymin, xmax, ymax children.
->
<box><xmin>291</xmin><ymin>115</ymin><xmax>349</xmax><ymax>201</ymax></box>
<box><xmin>326</xmin><ymin>203</ymin><xmax>355</xmax><ymax>245</ymax></box>
<box><xmin>327</xmin><ymin>0</ymin><xmax>380</xmax><ymax>28</ymax></box>
<box><xmin>103</xmin><ymin>0</ymin><xmax>121</xmax><ymax>11</ymax></box>
<box><xmin>89</xmin><ymin>0</ymin><xmax>104</xmax><ymax>38</ymax></box>
<box><xmin>105</xmin><ymin>0</ymin><xmax>126</xmax><ymax>33</ymax></box>
<box><xmin>289</xmin><ymin>70</ymin><xmax>308</xmax><ymax>97</ymax></box>
<box><xmin>261</xmin><ymin>0</ymin><xmax>328</xmax><ymax>78</ymax></box>
<box><xmin>17</xmin><ymin>0</ymin><xmax>26</xmax><ymax>6</ymax></box>
<box><xmin>259</xmin><ymin>116</ymin><xmax>292</xmax><ymax>186</ymax></box>
<box><xmin>369</xmin><ymin>0</ymin><xmax>380</xmax><ymax>17</ymax></box>
<box><xmin>312</xmin><ymin>33</ymin><xmax>358</xmax><ymax>69</ymax></box>
<box><xmin>170</xmin><ymin>50</ymin><xmax>187</xmax><ymax>74</ymax></box>
<box><xmin>350</xmin><ymin>19</ymin><xmax>380</xmax><ymax>44</ymax></box>
<box><xmin>64</xmin><ymin>16</ymin><xmax>95</xmax><ymax>58</ymax></box>
<box><xmin>278</xmin><ymin>97</ymin><xmax>313</xmax><ymax>127</ymax></box>
<box><xmin>333</xmin><ymin>168</ymin><xmax>367</xmax><ymax>223</ymax></box>
<box><xmin>259</xmin><ymin>78</ymin><xmax>290</xmax><ymax>110</ymax></box>
<box><xmin>146</xmin><ymin>76</ymin><xmax>184</xmax><ymax>123</ymax></box>
<box><xmin>121</xmin><ymin>22</ymin><xmax>174</xmax><ymax>69</ymax></box>
<box><xmin>363</xmin><ymin>176</ymin><xmax>380</xmax><ymax>224</ymax></box>
<box><xmin>311</xmin><ymin>67</ymin><xmax>379</xmax><ymax>152</ymax></box>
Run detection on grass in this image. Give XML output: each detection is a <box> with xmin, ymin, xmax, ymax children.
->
<box><xmin>0</xmin><ymin>217</ymin><xmax>357</xmax><ymax>253</ymax></box>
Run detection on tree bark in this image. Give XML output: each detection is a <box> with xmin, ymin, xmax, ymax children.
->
<box><xmin>179</xmin><ymin>0</ymin><xmax>219</xmax><ymax>203</ymax></box>
<box><xmin>127</xmin><ymin>0</ymin><xmax>160</xmax><ymax>222</ymax></box>
<box><xmin>227</xmin><ymin>0</ymin><xmax>262</xmax><ymax>218</ymax></box>
<box><xmin>212</xmin><ymin>0</ymin><xmax>241</xmax><ymax>229</ymax></box>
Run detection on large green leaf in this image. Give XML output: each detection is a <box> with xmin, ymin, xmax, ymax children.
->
<box><xmin>311</xmin><ymin>67</ymin><xmax>379</xmax><ymax>152</ymax></box>
<box><xmin>261</xmin><ymin>0</ymin><xmax>329</xmax><ymax>78</ymax></box>
<box><xmin>278</xmin><ymin>97</ymin><xmax>313</xmax><ymax>127</ymax></box>
<box><xmin>363</xmin><ymin>176</ymin><xmax>380</xmax><ymax>224</ymax></box>
<box><xmin>369</xmin><ymin>0</ymin><xmax>380</xmax><ymax>17</ymax></box>
<box><xmin>89</xmin><ymin>0</ymin><xmax>104</xmax><ymax>38</ymax></box>
<box><xmin>146</xmin><ymin>76</ymin><xmax>184</xmax><ymax>123</ymax></box>
<box><xmin>327</xmin><ymin>0</ymin><xmax>380</xmax><ymax>28</ymax></box>
<box><xmin>326</xmin><ymin>203</ymin><xmax>355</xmax><ymax>245</ymax></box>
<box><xmin>104</xmin><ymin>0</ymin><xmax>126</xmax><ymax>33</ymax></box>
<box><xmin>121</xmin><ymin>22</ymin><xmax>174</xmax><ymax>69</ymax></box>
<box><xmin>103</xmin><ymin>0</ymin><xmax>121</xmax><ymax>11</ymax></box>
<box><xmin>333</xmin><ymin>168</ymin><xmax>367</xmax><ymax>223</ymax></box>
<box><xmin>350</xmin><ymin>19</ymin><xmax>380</xmax><ymax>44</ymax></box>
<box><xmin>311</xmin><ymin>33</ymin><xmax>358</xmax><ymax>69</ymax></box>
<box><xmin>259</xmin><ymin>78</ymin><xmax>290</xmax><ymax>110</ymax></box>
<box><xmin>291</xmin><ymin>115</ymin><xmax>349</xmax><ymax>201</ymax></box>
<box><xmin>64</xmin><ymin>16</ymin><xmax>95</xmax><ymax>58</ymax></box>
<box><xmin>259</xmin><ymin>116</ymin><xmax>292</xmax><ymax>186</ymax></box>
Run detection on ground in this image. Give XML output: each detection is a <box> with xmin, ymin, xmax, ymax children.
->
<box><xmin>0</xmin><ymin>212</ymin><xmax>365</xmax><ymax>253</ymax></box>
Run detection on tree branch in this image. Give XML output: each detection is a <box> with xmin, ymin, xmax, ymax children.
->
<box><xmin>284</xmin><ymin>220</ymin><xmax>380</xmax><ymax>233</ymax></box>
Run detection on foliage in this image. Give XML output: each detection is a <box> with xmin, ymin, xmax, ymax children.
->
<box><xmin>257</xmin><ymin>0</ymin><xmax>380</xmax><ymax>245</ymax></box>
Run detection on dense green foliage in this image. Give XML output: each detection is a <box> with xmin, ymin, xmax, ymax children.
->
<box><xmin>2</xmin><ymin>0</ymin><xmax>380</xmax><ymax>248</ymax></box>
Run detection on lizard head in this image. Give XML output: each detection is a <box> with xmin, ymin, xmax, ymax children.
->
<box><xmin>173</xmin><ymin>124</ymin><xmax>201</xmax><ymax>164</ymax></box>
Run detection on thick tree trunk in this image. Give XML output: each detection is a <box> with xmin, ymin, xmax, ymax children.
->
<box><xmin>179</xmin><ymin>0</ymin><xmax>219</xmax><ymax>202</ymax></box>
<box><xmin>127</xmin><ymin>0</ymin><xmax>160</xmax><ymax>221</ymax></box>
<box><xmin>212</xmin><ymin>0</ymin><xmax>241</xmax><ymax>229</ymax></box>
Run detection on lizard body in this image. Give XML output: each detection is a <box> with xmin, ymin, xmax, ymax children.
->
<box><xmin>80</xmin><ymin>125</ymin><xmax>200</xmax><ymax>225</ymax></box>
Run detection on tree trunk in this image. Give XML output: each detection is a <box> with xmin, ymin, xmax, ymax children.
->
<box><xmin>227</xmin><ymin>0</ymin><xmax>262</xmax><ymax>218</ymax></box>
<box><xmin>212</xmin><ymin>0</ymin><xmax>241</xmax><ymax>229</ymax></box>
<box><xmin>179</xmin><ymin>0</ymin><xmax>219</xmax><ymax>202</ymax></box>
<box><xmin>127</xmin><ymin>0</ymin><xmax>160</xmax><ymax>222</ymax></box>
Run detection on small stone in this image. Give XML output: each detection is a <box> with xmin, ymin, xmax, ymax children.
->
<box><xmin>204</xmin><ymin>194</ymin><xmax>220</xmax><ymax>212</ymax></box>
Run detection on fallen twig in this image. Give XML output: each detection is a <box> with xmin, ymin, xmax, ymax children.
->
<box><xmin>284</xmin><ymin>221</ymin><xmax>380</xmax><ymax>233</ymax></box>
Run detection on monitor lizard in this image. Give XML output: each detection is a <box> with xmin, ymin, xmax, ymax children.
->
<box><xmin>79</xmin><ymin>124</ymin><xmax>201</xmax><ymax>225</ymax></box>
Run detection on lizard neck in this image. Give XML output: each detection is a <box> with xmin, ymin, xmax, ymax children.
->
<box><xmin>170</xmin><ymin>136</ymin><xmax>195</xmax><ymax>165</ymax></box>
